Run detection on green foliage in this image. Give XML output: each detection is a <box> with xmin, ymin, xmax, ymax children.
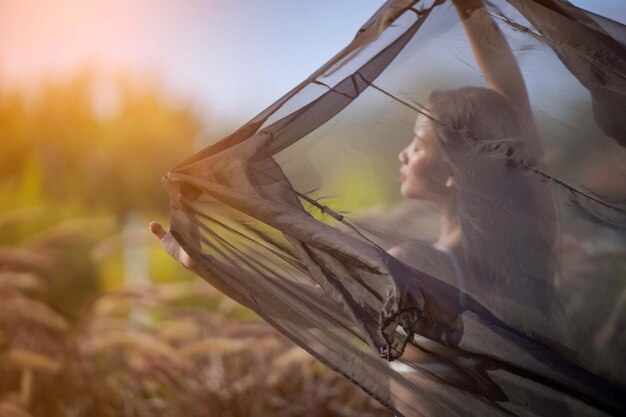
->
<box><xmin>0</xmin><ymin>70</ymin><xmax>198</xmax><ymax>216</ymax></box>
<box><xmin>0</xmin><ymin>69</ymin><xmax>207</xmax><ymax>309</ymax></box>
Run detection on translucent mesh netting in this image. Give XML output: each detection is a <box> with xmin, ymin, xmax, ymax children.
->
<box><xmin>161</xmin><ymin>1</ymin><xmax>626</xmax><ymax>415</ymax></box>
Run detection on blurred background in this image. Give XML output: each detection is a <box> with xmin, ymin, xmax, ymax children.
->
<box><xmin>0</xmin><ymin>1</ymin><xmax>390</xmax><ymax>416</ymax></box>
<box><xmin>0</xmin><ymin>1</ymin><xmax>624</xmax><ymax>416</ymax></box>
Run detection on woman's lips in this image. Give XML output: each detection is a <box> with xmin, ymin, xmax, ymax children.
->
<box><xmin>400</xmin><ymin>172</ymin><xmax>406</xmax><ymax>182</ymax></box>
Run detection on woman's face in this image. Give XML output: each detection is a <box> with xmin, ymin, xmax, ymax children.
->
<box><xmin>399</xmin><ymin>114</ymin><xmax>452</xmax><ymax>202</ymax></box>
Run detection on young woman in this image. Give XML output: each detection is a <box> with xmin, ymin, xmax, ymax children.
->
<box><xmin>391</xmin><ymin>0</ymin><xmax>557</xmax><ymax>334</ymax></box>
<box><xmin>384</xmin><ymin>2</ymin><xmax>580</xmax><ymax>414</ymax></box>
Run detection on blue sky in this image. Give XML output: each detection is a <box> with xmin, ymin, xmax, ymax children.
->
<box><xmin>1</xmin><ymin>0</ymin><xmax>623</xmax><ymax>127</ymax></box>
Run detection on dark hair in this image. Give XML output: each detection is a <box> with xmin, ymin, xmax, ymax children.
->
<box><xmin>428</xmin><ymin>87</ymin><xmax>524</xmax><ymax>164</ymax></box>
<box><xmin>427</xmin><ymin>87</ymin><xmax>555</xmax><ymax>313</ymax></box>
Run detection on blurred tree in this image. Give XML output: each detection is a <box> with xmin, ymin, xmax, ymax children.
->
<box><xmin>0</xmin><ymin>69</ymin><xmax>200</xmax><ymax>217</ymax></box>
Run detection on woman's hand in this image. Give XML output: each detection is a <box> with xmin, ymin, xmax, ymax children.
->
<box><xmin>150</xmin><ymin>221</ymin><xmax>248</xmax><ymax>306</ymax></box>
<box><xmin>149</xmin><ymin>221</ymin><xmax>196</xmax><ymax>269</ymax></box>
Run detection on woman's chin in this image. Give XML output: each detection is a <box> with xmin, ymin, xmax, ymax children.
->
<box><xmin>400</xmin><ymin>185</ymin><xmax>419</xmax><ymax>200</ymax></box>
<box><xmin>401</xmin><ymin>187</ymin><xmax>432</xmax><ymax>202</ymax></box>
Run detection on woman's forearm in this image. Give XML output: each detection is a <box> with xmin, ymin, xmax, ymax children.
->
<box><xmin>451</xmin><ymin>0</ymin><xmax>532</xmax><ymax>118</ymax></box>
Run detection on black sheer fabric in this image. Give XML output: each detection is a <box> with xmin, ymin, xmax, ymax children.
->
<box><xmin>161</xmin><ymin>1</ymin><xmax>626</xmax><ymax>415</ymax></box>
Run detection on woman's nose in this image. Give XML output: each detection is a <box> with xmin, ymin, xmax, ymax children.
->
<box><xmin>399</xmin><ymin>148</ymin><xmax>408</xmax><ymax>164</ymax></box>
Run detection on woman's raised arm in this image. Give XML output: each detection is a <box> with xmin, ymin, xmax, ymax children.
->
<box><xmin>452</xmin><ymin>0</ymin><xmax>533</xmax><ymax>120</ymax></box>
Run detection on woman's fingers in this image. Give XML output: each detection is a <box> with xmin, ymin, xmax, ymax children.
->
<box><xmin>149</xmin><ymin>221</ymin><xmax>197</xmax><ymax>270</ymax></box>
<box><xmin>150</xmin><ymin>221</ymin><xmax>178</xmax><ymax>259</ymax></box>
<box><xmin>150</xmin><ymin>221</ymin><xmax>167</xmax><ymax>240</ymax></box>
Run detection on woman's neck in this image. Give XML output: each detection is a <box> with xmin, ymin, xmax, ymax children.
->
<box><xmin>436</xmin><ymin>197</ymin><xmax>461</xmax><ymax>252</ymax></box>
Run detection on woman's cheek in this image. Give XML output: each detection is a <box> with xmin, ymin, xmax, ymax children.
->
<box><xmin>401</xmin><ymin>169</ymin><xmax>419</xmax><ymax>197</ymax></box>
<box><xmin>409</xmin><ymin>158</ymin><xmax>426</xmax><ymax>185</ymax></box>
<box><xmin>405</xmin><ymin>165</ymin><xmax>425</xmax><ymax>197</ymax></box>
